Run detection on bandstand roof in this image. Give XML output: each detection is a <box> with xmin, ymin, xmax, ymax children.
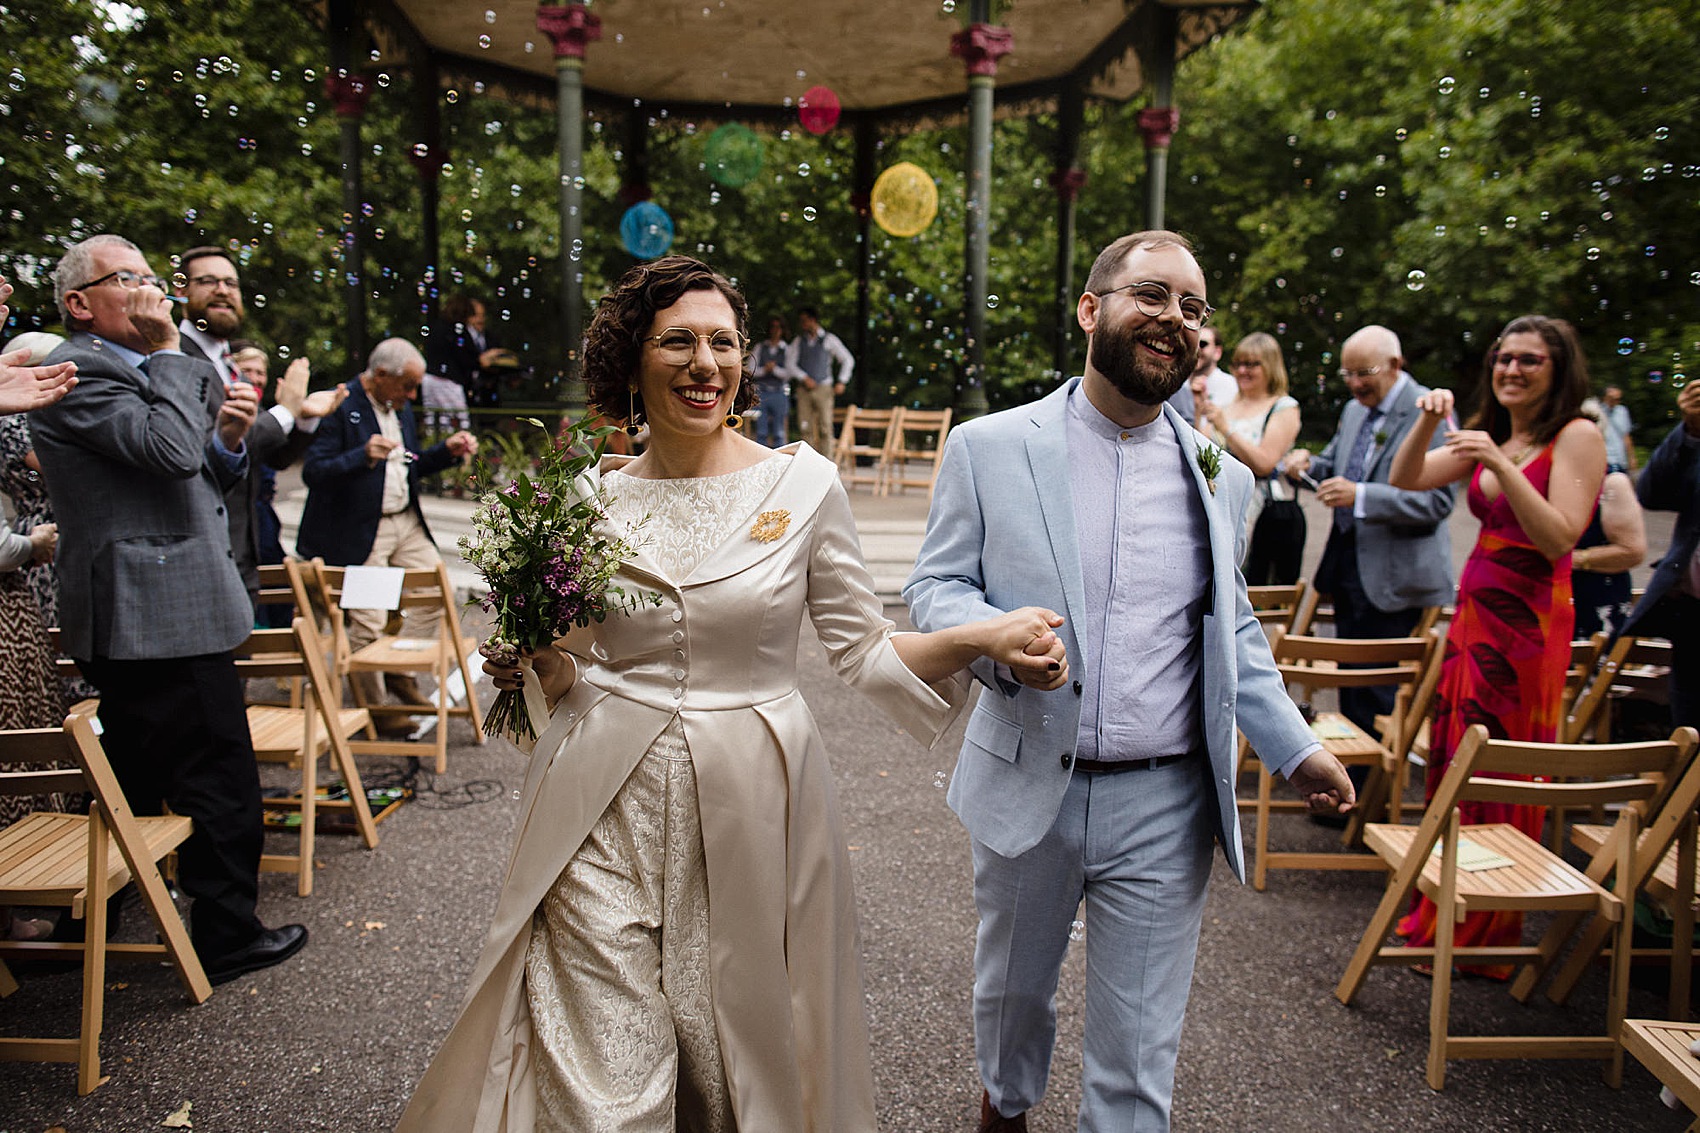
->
<box><xmin>358</xmin><ymin>0</ymin><xmax>1258</xmax><ymax>119</ymax></box>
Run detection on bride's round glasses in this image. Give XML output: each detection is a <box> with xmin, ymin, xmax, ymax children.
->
<box><xmin>644</xmin><ymin>328</ymin><xmax>747</xmax><ymax>367</ymax></box>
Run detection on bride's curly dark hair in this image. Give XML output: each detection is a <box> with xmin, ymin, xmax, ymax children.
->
<box><xmin>581</xmin><ymin>256</ymin><xmax>756</xmax><ymax>426</ymax></box>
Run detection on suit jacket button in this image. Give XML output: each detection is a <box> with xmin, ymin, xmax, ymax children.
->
<box><xmin>1060</xmin><ymin>753</ymin><xmax>1073</xmax><ymax>770</ymax></box>
<box><xmin>1072</xmin><ymin>681</ymin><xmax>1082</xmax><ymax>696</ymax></box>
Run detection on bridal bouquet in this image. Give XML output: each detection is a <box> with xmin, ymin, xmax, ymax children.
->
<box><xmin>460</xmin><ymin>416</ymin><xmax>654</xmax><ymax>741</ymax></box>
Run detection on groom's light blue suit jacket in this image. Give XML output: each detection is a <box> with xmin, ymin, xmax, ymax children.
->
<box><xmin>904</xmin><ymin>379</ymin><xmax>1319</xmax><ymax>882</ymax></box>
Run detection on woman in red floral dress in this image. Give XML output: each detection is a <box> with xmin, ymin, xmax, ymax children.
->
<box><xmin>1387</xmin><ymin>315</ymin><xmax>1606</xmax><ymax>975</ymax></box>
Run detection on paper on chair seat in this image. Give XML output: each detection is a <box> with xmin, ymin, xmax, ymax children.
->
<box><xmin>1310</xmin><ymin>717</ymin><xmax>1359</xmax><ymax>741</ymax></box>
<box><xmin>1428</xmin><ymin>835</ymin><xmax>1516</xmax><ymax>872</ymax></box>
<box><xmin>391</xmin><ymin>638</ymin><xmax>437</xmax><ymax>651</ymax></box>
<box><xmin>341</xmin><ymin>566</ymin><xmax>406</xmax><ymax>610</ymax></box>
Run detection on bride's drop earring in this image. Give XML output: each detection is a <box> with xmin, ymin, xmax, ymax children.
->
<box><xmin>626</xmin><ymin>386</ymin><xmax>642</xmax><ymax>437</ymax></box>
<box><xmin>725</xmin><ymin>382</ymin><xmax>742</xmax><ymax>429</ymax></box>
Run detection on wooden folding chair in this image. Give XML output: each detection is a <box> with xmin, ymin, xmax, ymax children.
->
<box><xmin>1373</xmin><ymin>626</ymin><xmax>1448</xmax><ymax>827</ymax></box>
<box><xmin>833</xmin><ymin>405</ymin><xmax>899</xmax><ymax>493</ymax></box>
<box><xmin>1239</xmin><ymin>631</ymin><xmax>1435</xmax><ymax>890</ymax></box>
<box><xmin>311</xmin><ymin>560</ymin><xmax>485</xmax><ymax>774</ymax></box>
<box><xmin>1247</xmin><ymin>581</ymin><xmax>1308</xmax><ymax>640</ymax></box>
<box><xmin>1563</xmin><ymin>634</ymin><xmax>1672</xmax><ymax>746</ymax></box>
<box><xmin>1513</xmin><ymin>726</ymin><xmax>1700</xmax><ymax>1021</ymax></box>
<box><xmin>1334</xmin><ymin>724</ymin><xmax>1697</xmax><ymax>1089</ymax></box>
<box><xmin>0</xmin><ymin>713</ymin><xmax>212</xmax><ymax>1094</ymax></box>
<box><xmin>882</xmin><ymin>407</ymin><xmax>952</xmax><ymax>498</ymax></box>
<box><xmin>237</xmin><ymin>616</ymin><xmax>380</xmax><ymax>896</ymax></box>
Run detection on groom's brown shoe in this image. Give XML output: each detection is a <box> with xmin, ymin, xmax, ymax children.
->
<box><xmin>978</xmin><ymin>1090</ymin><xmax>1028</xmax><ymax>1132</ymax></box>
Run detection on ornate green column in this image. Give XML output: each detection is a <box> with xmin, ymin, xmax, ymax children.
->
<box><xmin>949</xmin><ymin>4</ymin><xmax>1011</xmax><ymax>421</ymax></box>
<box><xmin>537</xmin><ymin>2</ymin><xmax>602</xmax><ymax>409</ymax></box>
<box><xmin>1138</xmin><ymin>3</ymin><xmax>1179</xmax><ymax>231</ymax></box>
<box><xmin>326</xmin><ymin>0</ymin><xmax>370</xmax><ymax>373</ymax></box>
<box><xmin>851</xmin><ymin>116</ymin><xmax>876</xmax><ymax>407</ymax></box>
<box><xmin>1051</xmin><ymin>80</ymin><xmax>1086</xmax><ymax>382</ymax></box>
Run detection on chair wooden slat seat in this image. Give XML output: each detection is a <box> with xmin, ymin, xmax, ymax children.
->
<box><xmin>1622</xmin><ymin>1019</ymin><xmax>1700</xmax><ymax>1121</ymax></box>
<box><xmin>0</xmin><ymin>713</ymin><xmax>211</xmax><ymax>1094</ymax></box>
<box><xmin>310</xmin><ymin>560</ymin><xmax>485</xmax><ymax>774</ymax></box>
<box><xmin>1238</xmin><ymin>630</ymin><xmax>1437</xmax><ymax>889</ymax></box>
<box><xmin>1363</xmin><ymin>822</ymin><xmax>1614</xmax><ymax>914</ymax></box>
<box><xmin>0</xmin><ymin>812</ymin><xmax>193</xmax><ymax>912</ymax></box>
<box><xmin>1335</xmin><ymin>724</ymin><xmax>1699</xmax><ymax>1090</ymax></box>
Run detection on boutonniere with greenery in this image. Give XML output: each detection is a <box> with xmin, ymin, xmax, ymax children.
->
<box><xmin>1196</xmin><ymin>441</ymin><xmax>1223</xmax><ymax>495</ymax></box>
<box><xmin>1373</xmin><ymin>428</ymin><xmax>1389</xmax><ymax>447</ymax></box>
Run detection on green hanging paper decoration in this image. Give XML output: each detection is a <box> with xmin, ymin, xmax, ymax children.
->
<box><xmin>704</xmin><ymin>123</ymin><xmax>764</xmax><ymax>188</ymax></box>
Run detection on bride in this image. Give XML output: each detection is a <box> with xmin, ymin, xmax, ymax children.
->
<box><xmin>397</xmin><ymin>256</ymin><xmax>1067</xmax><ymax>1132</ymax></box>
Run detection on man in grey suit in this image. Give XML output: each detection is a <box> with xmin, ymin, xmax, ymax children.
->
<box><xmin>1283</xmin><ymin>326</ymin><xmax>1456</xmax><ymax>736</ymax></box>
<box><xmin>173</xmin><ymin>245</ymin><xmax>345</xmax><ymax>609</ymax></box>
<box><xmin>31</xmin><ymin>234</ymin><xmax>307</xmax><ymax>984</ymax></box>
<box><xmin>905</xmin><ymin>231</ymin><xmax>1353</xmax><ymax>1133</ymax></box>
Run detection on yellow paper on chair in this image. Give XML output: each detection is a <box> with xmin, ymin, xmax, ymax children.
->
<box><xmin>1310</xmin><ymin>717</ymin><xmax>1359</xmax><ymax>741</ymax></box>
<box><xmin>1428</xmin><ymin>835</ymin><xmax>1516</xmax><ymax>872</ymax></box>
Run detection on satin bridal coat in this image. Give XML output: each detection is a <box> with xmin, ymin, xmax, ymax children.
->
<box><xmin>398</xmin><ymin>443</ymin><xmax>965</xmax><ymax>1132</ymax></box>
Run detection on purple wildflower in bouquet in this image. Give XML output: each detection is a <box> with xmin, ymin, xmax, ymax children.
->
<box><xmin>460</xmin><ymin>416</ymin><xmax>655</xmax><ymax>741</ymax></box>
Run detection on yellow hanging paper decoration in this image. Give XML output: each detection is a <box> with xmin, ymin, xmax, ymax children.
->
<box><xmin>871</xmin><ymin>162</ymin><xmax>939</xmax><ymax>238</ymax></box>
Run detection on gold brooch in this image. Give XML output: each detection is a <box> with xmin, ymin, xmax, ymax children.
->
<box><xmin>750</xmin><ymin>509</ymin><xmax>790</xmax><ymax>543</ymax></box>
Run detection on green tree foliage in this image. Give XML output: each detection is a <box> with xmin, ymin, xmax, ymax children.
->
<box><xmin>1159</xmin><ymin>0</ymin><xmax>1700</xmax><ymax>440</ymax></box>
<box><xmin>1</xmin><ymin>0</ymin><xmax>1694</xmax><ymax>441</ymax></box>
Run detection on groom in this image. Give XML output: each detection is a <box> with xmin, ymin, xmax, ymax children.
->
<box><xmin>905</xmin><ymin>230</ymin><xmax>1353</xmax><ymax>1132</ymax></box>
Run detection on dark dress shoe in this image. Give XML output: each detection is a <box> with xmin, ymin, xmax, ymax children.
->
<box><xmin>978</xmin><ymin>1090</ymin><xmax>1028</xmax><ymax>1132</ymax></box>
<box><xmin>203</xmin><ymin>923</ymin><xmax>308</xmax><ymax>985</ymax></box>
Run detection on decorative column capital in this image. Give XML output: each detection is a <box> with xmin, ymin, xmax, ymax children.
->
<box><xmin>1137</xmin><ymin>106</ymin><xmax>1180</xmax><ymax>149</ymax></box>
<box><xmin>536</xmin><ymin>3</ymin><xmax>603</xmax><ymax>60</ymax></box>
<box><xmin>949</xmin><ymin>24</ymin><xmax>1013</xmax><ymax>78</ymax></box>
<box><xmin>325</xmin><ymin>72</ymin><xmax>373</xmax><ymax>118</ymax></box>
<box><xmin>1049</xmin><ymin>167</ymin><xmax>1088</xmax><ymax>202</ymax></box>
<box><xmin>407</xmin><ymin>144</ymin><xmax>450</xmax><ymax>180</ymax></box>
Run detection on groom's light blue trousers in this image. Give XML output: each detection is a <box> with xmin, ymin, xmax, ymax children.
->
<box><xmin>970</xmin><ymin>756</ymin><xmax>1214</xmax><ymax>1133</ymax></box>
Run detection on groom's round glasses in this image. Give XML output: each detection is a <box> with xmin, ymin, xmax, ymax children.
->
<box><xmin>1094</xmin><ymin>281</ymin><xmax>1214</xmax><ymax>330</ymax></box>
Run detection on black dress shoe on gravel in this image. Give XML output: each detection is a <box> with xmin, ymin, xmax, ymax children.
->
<box><xmin>978</xmin><ymin>1090</ymin><xmax>1028</xmax><ymax>1132</ymax></box>
<box><xmin>203</xmin><ymin>923</ymin><xmax>308</xmax><ymax>986</ymax></box>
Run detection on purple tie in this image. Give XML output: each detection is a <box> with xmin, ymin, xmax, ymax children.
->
<box><xmin>1333</xmin><ymin>410</ymin><xmax>1382</xmax><ymax>532</ymax></box>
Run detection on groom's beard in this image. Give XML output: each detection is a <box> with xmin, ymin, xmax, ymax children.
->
<box><xmin>1089</xmin><ymin>322</ymin><xmax>1197</xmax><ymax>405</ymax></box>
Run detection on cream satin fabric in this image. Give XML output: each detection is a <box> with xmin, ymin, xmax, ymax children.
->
<box><xmin>397</xmin><ymin>444</ymin><xmax>966</xmax><ymax>1132</ymax></box>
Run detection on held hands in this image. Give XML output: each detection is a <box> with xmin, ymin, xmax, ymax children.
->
<box><xmin>978</xmin><ymin>606</ymin><xmax>1069</xmax><ymax>691</ymax></box>
<box><xmin>1287</xmin><ymin>750</ymin><xmax>1356</xmax><ymax>815</ymax></box>
<box><xmin>215</xmin><ymin>380</ymin><xmax>259</xmax><ymax>451</ymax></box>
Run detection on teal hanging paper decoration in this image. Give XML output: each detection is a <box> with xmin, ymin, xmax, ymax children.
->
<box><xmin>704</xmin><ymin>123</ymin><xmax>764</xmax><ymax>188</ymax></box>
<box><xmin>620</xmin><ymin>200</ymin><xmax>675</xmax><ymax>259</ymax></box>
